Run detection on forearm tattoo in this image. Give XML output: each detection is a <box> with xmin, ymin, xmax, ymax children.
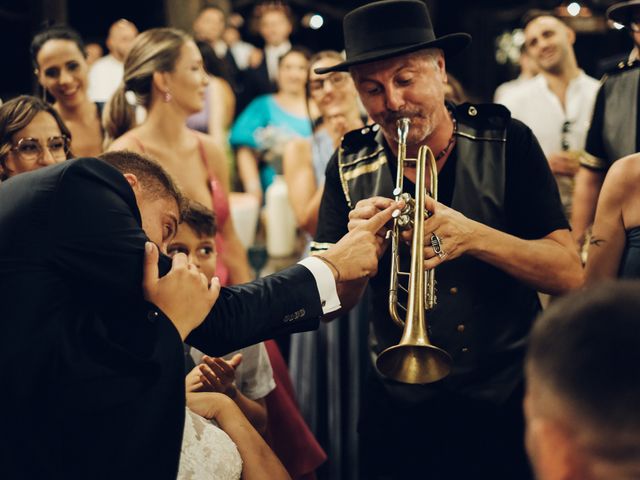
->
<box><xmin>589</xmin><ymin>237</ymin><xmax>606</xmax><ymax>247</ymax></box>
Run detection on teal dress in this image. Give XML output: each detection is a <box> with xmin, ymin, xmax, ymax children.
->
<box><xmin>229</xmin><ymin>94</ymin><xmax>312</xmax><ymax>192</ymax></box>
<box><xmin>620</xmin><ymin>227</ymin><xmax>640</xmax><ymax>278</ymax></box>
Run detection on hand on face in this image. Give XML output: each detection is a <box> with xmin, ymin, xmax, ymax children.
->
<box><xmin>322</xmin><ymin>200</ymin><xmax>400</xmax><ymax>281</ymax></box>
<box><xmin>143</xmin><ymin>242</ymin><xmax>220</xmax><ymax>340</ymax></box>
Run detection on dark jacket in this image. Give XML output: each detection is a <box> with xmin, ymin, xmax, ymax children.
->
<box><xmin>0</xmin><ymin>157</ymin><xmax>321</xmax><ymax>478</ymax></box>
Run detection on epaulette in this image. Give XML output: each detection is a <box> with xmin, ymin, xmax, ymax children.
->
<box><xmin>455</xmin><ymin>102</ymin><xmax>510</xmax><ymax>141</ymax></box>
<box><xmin>340</xmin><ymin>123</ymin><xmax>382</xmax><ymax>154</ymax></box>
<box><xmin>607</xmin><ymin>59</ymin><xmax>640</xmax><ymax>76</ymax></box>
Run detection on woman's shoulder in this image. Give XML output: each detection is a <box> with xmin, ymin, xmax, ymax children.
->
<box><xmin>107</xmin><ymin>129</ymin><xmax>144</xmax><ymax>153</ymax></box>
<box><xmin>607</xmin><ymin>153</ymin><xmax>640</xmax><ymax>187</ymax></box>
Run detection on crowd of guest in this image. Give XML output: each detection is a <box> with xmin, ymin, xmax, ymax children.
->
<box><xmin>2</xmin><ymin>0</ymin><xmax>640</xmax><ymax>479</ymax></box>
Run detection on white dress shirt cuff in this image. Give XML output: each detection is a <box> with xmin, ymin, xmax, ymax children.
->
<box><xmin>298</xmin><ymin>257</ymin><xmax>341</xmax><ymax>314</ymax></box>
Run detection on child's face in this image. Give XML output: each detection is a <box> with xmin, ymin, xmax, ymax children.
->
<box><xmin>167</xmin><ymin>224</ymin><xmax>217</xmax><ymax>280</ymax></box>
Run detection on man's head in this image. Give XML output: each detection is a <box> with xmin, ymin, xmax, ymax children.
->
<box><xmin>98</xmin><ymin>150</ymin><xmax>184</xmax><ymax>252</ymax></box>
<box><xmin>314</xmin><ymin>0</ymin><xmax>469</xmax><ymax>150</ymax></box>
<box><xmin>167</xmin><ymin>201</ymin><xmax>217</xmax><ymax>281</ymax></box>
<box><xmin>254</xmin><ymin>2</ymin><xmax>293</xmax><ymax>47</ymax></box>
<box><xmin>107</xmin><ymin>19</ymin><xmax>138</xmax><ymax>63</ymax></box>
<box><xmin>523</xmin><ymin>13</ymin><xmax>576</xmax><ymax>75</ymax></box>
<box><xmin>193</xmin><ymin>6</ymin><xmax>227</xmax><ymax>45</ymax></box>
<box><xmin>607</xmin><ymin>1</ymin><xmax>640</xmax><ymax>50</ymax></box>
<box><xmin>350</xmin><ymin>49</ymin><xmax>447</xmax><ymax>148</ymax></box>
<box><xmin>525</xmin><ymin>281</ymin><xmax>640</xmax><ymax>480</ymax></box>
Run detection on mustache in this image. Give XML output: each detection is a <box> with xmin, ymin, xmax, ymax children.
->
<box><xmin>381</xmin><ymin>111</ymin><xmax>424</xmax><ymax>125</ymax></box>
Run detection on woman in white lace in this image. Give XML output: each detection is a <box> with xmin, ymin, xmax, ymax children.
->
<box><xmin>180</xmin><ymin>392</ymin><xmax>289</xmax><ymax>480</ymax></box>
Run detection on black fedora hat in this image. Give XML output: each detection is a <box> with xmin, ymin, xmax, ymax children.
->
<box><xmin>607</xmin><ymin>0</ymin><xmax>640</xmax><ymax>25</ymax></box>
<box><xmin>315</xmin><ymin>0</ymin><xmax>471</xmax><ymax>74</ymax></box>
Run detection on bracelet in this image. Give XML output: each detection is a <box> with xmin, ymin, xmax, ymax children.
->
<box><xmin>316</xmin><ymin>255</ymin><xmax>341</xmax><ymax>283</ymax></box>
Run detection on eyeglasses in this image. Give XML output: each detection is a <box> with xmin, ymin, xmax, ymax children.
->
<box><xmin>309</xmin><ymin>72</ymin><xmax>350</xmax><ymax>96</ymax></box>
<box><xmin>11</xmin><ymin>136</ymin><xmax>69</xmax><ymax>163</ymax></box>
<box><xmin>561</xmin><ymin>121</ymin><xmax>571</xmax><ymax>151</ymax></box>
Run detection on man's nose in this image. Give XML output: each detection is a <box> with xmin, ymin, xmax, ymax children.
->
<box><xmin>385</xmin><ymin>86</ymin><xmax>405</xmax><ymax>111</ymax></box>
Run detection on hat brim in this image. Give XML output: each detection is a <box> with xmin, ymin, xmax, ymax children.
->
<box><xmin>607</xmin><ymin>0</ymin><xmax>640</xmax><ymax>25</ymax></box>
<box><xmin>314</xmin><ymin>32</ymin><xmax>471</xmax><ymax>74</ymax></box>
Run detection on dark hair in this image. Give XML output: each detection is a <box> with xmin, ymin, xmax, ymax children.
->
<box><xmin>97</xmin><ymin>150</ymin><xmax>184</xmax><ymax>212</ymax></box>
<box><xmin>0</xmin><ymin>95</ymin><xmax>73</xmax><ymax>180</ymax></box>
<box><xmin>527</xmin><ymin>281</ymin><xmax>640</xmax><ymax>455</ymax></box>
<box><xmin>30</xmin><ymin>25</ymin><xmax>87</xmax><ymax>70</ymax></box>
<box><xmin>182</xmin><ymin>200</ymin><xmax>217</xmax><ymax>238</ymax></box>
<box><xmin>195</xmin><ymin>40</ymin><xmax>231</xmax><ymax>82</ymax></box>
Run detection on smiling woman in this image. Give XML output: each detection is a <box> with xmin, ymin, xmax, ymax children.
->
<box><xmin>0</xmin><ymin>95</ymin><xmax>73</xmax><ymax>180</ymax></box>
<box><xmin>30</xmin><ymin>26</ymin><xmax>104</xmax><ymax>157</ymax></box>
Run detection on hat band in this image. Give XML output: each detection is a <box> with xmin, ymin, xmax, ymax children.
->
<box><xmin>347</xmin><ymin>26</ymin><xmax>436</xmax><ymax>57</ymax></box>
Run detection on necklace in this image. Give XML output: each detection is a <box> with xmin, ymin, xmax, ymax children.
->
<box><xmin>434</xmin><ymin>108</ymin><xmax>457</xmax><ymax>161</ymax></box>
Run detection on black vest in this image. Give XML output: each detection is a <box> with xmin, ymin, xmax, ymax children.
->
<box><xmin>337</xmin><ymin>104</ymin><xmax>540</xmax><ymax>405</ymax></box>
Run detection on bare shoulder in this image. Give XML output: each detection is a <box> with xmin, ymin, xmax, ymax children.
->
<box><xmin>108</xmin><ymin>130</ymin><xmax>143</xmax><ymax>153</ymax></box>
<box><xmin>284</xmin><ymin>137</ymin><xmax>312</xmax><ymax>159</ymax></box>
<box><xmin>606</xmin><ymin>153</ymin><xmax>640</xmax><ymax>189</ymax></box>
<box><xmin>193</xmin><ymin>130</ymin><xmax>228</xmax><ymax>176</ymax></box>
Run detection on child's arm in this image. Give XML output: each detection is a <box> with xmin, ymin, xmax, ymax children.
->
<box><xmin>197</xmin><ymin>354</ymin><xmax>269</xmax><ymax>435</ymax></box>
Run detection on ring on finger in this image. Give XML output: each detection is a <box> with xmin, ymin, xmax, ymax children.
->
<box><xmin>430</xmin><ymin>233</ymin><xmax>446</xmax><ymax>259</ymax></box>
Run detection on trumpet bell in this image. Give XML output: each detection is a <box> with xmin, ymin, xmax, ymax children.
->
<box><xmin>376</xmin><ymin>343</ymin><xmax>452</xmax><ymax>384</ymax></box>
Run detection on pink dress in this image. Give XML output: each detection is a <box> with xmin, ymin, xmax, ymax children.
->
<box><xmin>129</xmin><ymin>133</ymin><xmax>231</xmax><ymax>285</ymax></box>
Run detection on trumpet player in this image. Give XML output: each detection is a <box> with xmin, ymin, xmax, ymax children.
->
<box><xmin>310</xmin><ymin>1</ymin><xmax>583</xmax><ymax>479</ymax></box>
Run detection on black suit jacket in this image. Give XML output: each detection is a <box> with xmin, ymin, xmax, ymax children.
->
<box><xmin>0</xmin><ymin>158</ymin><xmax>322</xmax><ymax>478</ymax></box>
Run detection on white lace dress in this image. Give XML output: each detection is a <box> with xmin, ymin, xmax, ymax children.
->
<box><xmin>177</xmin><ymin>408</ymin><xmax>243</xmax><ymax>480</ymax></box>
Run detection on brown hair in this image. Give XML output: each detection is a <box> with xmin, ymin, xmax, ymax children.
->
<box><xmin>182</xmin><ymin>200</ymin><xmax>217</xmax><ymax>238</ymax></box>
<box><xmin>0</xmin><ymin>95</ymin><xmax>73</xmax><ymax>180</ymax></box>
<box><xmin>97</xmin><ymin>150</ymin><xmax>185</xmax><ymax>213</ymax></box>
<box><xmin>104</xmin><ymin>28</ymin><xmax>192</xmax><ymax>142</ymax></box>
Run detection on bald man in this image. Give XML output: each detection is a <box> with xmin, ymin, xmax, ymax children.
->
<box><xmin>88</xmin><ymin>19</ymin><xmax>139</xmax><ymax>103</ymax></box>
<box><xmin>502</xmin><ymin>12</ymin><xmax>599</xmax><ymax>217</ymax></box>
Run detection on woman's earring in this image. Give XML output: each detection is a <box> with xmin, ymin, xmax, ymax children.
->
<box><xmin>164</xmin><ymin>91</ymin><xmax>172</xmax><ymax>103</ymax></box>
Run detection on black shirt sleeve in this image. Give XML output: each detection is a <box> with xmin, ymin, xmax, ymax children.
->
<box><xmin>504</xmin><ymin>119</ymin><xmax>570</xmax><ymax>239</ymax></box>
<box><xmin>314</xmin><ymin>151</ymin><xmax>352</xmax><ymax>245</ymax></box>
<box><xmin>584</xmin><ymin>83</ymin><xmax>608</xmax><ymax>168</ymax></box>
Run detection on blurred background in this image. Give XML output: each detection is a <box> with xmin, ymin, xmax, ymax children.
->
<box><xmin>0</xmin><ymin>0</ymin><xmax>634</xmax><ymax>101</ymax></box>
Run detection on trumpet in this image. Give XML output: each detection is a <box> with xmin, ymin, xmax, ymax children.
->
<box><xmin>376</xmin><ymin>118</ymin><xmax>452</xmax><ymax>384</ymax></box>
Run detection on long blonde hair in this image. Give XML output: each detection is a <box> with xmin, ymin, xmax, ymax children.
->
<box><xmin>104</xmin><ymin>28</ymin><xmax>191</xmax><ymax>142</ymax></box>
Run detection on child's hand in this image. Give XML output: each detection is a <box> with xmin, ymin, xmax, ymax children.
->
<box><xmin>185</xmin><ymin>365</ymin><xmax>204</xmax><ymax>393</ymax></box>
<box><xmin>198</xmin><ymin>354</ymin><xmax>243</xmax><ymax>397</ymax></box>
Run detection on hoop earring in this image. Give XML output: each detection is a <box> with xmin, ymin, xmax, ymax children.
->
<box><xmin>163</xmin><ymin>91</ymin><xmax>172</xmax><ymax>103</ymax></box>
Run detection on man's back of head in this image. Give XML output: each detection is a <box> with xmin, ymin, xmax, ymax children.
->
<box><xmin>525</xmin><ymin>281</ymin><xmax>640</xmax><ymax>480</ymax></box>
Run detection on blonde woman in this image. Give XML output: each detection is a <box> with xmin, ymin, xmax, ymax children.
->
<box><xmin>106</xmin><ymin>28</ymin><xmax>251</xmax><ymax>285</ymax></box>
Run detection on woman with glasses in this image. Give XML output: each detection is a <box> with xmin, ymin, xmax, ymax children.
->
<box><xmin>284</xmin><ymin>51</ymin><xmax>365</xmax><ymax>480</ymax></box>
<box><xmin>0</xmin><ymin>95</ymin><xmax>72</xmax><ymax>181</ymax></box>
<box><xmin>283</xmin><ymin>50</ymin><xmax>365</xmax><ymax>236</ymax></box>
<box><xmin>31</xmin><ymin>26</ymin><xmax>104</xmax><ymax>157</ymax></box>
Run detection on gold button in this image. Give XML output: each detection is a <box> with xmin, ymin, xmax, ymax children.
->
<box><xmin>449</xmin><ymin>287</ymin><xmax>458</xmax><ymax>295</ymax></box>
<box><xmin>457</xmin><ymin>324</ymin><xmax>465</xmax><ymax>333</ymax></box>
<box><xmin>468</xmin><ymin>106</ymin><xmax>477</xmax><ymax>116</ymax></box>
<box><xmin>462</xmin><ymin>347</ymin><xmax>469</xmax><ymax>353</ymax></box>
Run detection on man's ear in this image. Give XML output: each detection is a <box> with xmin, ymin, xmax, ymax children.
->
<box><xmin>123</xmin><ymin>172</ymin><xmax>140</xmax><ymax>192</ymax></box>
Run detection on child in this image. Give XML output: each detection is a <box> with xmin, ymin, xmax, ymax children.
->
<box><xmin>168</xmin><ymin>200</ymin><xmax>275</xmax><ymax>434</ymax></box>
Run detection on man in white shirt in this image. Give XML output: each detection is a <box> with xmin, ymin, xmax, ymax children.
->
<box><xmin>503</xmin><ymin>13</ymin><xmax>599</xmax><ymax>216</ymax></box>
<box><xmin>88</xmin><ymin>19</ymin><xmax>138</xmax><ymax>103</ymax></box>
<box><xmin>494</xmin><ymin>46</ymin><xmax>539</xmax><ymax>104</ymax></box>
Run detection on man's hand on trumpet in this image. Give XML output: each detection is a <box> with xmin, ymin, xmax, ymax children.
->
<box><xmin>346</xmin><ymin>194</ymin><xmax>478</xmax><ymax>270</ymax></box>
